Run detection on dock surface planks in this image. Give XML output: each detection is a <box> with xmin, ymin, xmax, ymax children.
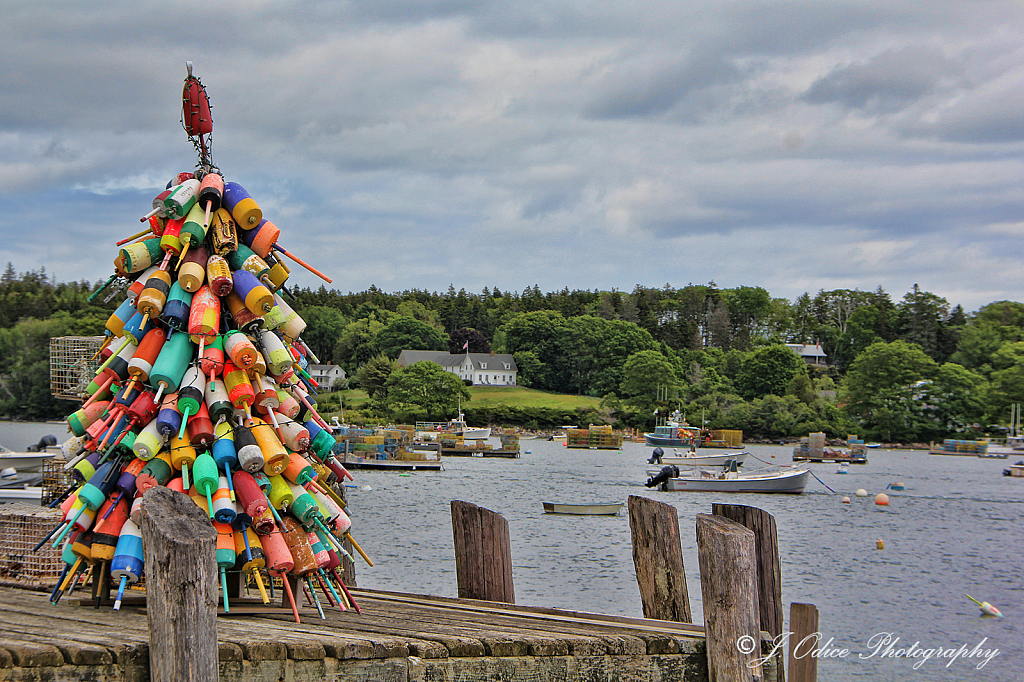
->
<box><xmin>0</xmin><ymin>585</ymin><xmax>727</xmax><ymax>681</ymax></box>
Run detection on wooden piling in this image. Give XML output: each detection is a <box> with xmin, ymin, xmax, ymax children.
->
<box><xmin>138</xmin><ymin>486</ymin><xmax>219</xmax><ymax>682</ymax></box>
<box><xmin>627</xmin><ymin>495</ymin><xmax>692</xmax><ymax>622</ymax></box>
<box><xmin>712</xmin><ymin>503</ymin><xmax>784</xmax><ymax>682</ymax></box>
<box><xmin>695</xmin><ymin>513</ymin><xmax>762</xmax><ymax>682</ymax></box>
<box><xmin>450</xmin><ymin>500</ymin><xmax>514</xmax><ymax>603</ymax></box>
<box><xmin>788</xmin><ymin>603</ymin><xmax>819</xmax><ymax>682</ymax></box>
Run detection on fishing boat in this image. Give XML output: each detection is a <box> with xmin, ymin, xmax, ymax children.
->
<box><xmin>644</xmin><ymin>461</ymin><xmax>809</xmax><ymax>494</ymax></box>
<box><xmin>542</xmin><ymin>502</ymin><xmax>624</xmax><ymax>515</ymax></box>
<box><xmin>644</xmin><ymin>411</ymin><xmax>701</xmax><ymax>447</ymax></box>
<box><xmin>648</xmin><ymin>446</ymin><xmax>749</xmax><ymax>468</ymax></box>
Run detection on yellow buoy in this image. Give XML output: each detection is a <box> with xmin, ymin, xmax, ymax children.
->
<box><xmin>876</xmin><ymin>539</ymin><xmax>884</xmax><ymax>550</ymax></box>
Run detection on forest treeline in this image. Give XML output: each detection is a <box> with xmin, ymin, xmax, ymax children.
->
<box><xmin>1</xmin><ymin>262</ymin><xmax>1020</xmax><ymax>442</ymax></box>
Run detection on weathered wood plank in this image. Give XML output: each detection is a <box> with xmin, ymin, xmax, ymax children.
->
<box><xmin>451</xmin><ymin>500</ymin><xmax>514</xmax><ymax>603</ymax></box>
<box><xmin>712</xmin><ymin>503</ymin><xmax>784</xmax><ymax>682</ymax></box>
<box><xmin>695</xmin><ymin>513</ymin><xmax>762</xmax><ymax>682</ymax></box>
<box><xmin>139</xmin><ymin>486</ymin><xmax>219</xmax><ymax>682</ymax></box>
<box><xmin>628</xmin><ymin>495</ymin><xmax>692</xmax><ymax>623</ymax></box>
<box><xmin>789</xmin><ymin>603</ymin><xmax>818</xmax><ymax>682</ymax></box>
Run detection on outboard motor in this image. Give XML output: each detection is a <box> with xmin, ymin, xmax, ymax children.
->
<box><xmin>26</xmin><ymin>435</ymin><xmax>58</xmax><ymax>452</ymax></box>
<box><xmin>645</xmin><ymin>465</ymin><xmax>679</xmax><ymax>488</ymax></box>
<box><xmin>648</xmin><ymin>447</ymin><xmax>664</xmax><ymax>464</ymax></box>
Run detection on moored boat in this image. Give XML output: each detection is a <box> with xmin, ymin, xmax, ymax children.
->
<box><xmin>648</xmin><ymin>446</ymin><xmax>750</xmax><ymax>468</ymax></box>
<box><xmin>542</xmin><ymin>502</ymin><xmax>624</xmax><ymax>515</ymax></box>
<box><xmin>644</xmin><ymin>461</ymin><xmax>809</xmax><ymax>494</ymax></box>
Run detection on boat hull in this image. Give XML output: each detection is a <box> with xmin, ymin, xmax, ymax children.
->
<box><xmin>660</xmin><ymin>452</ymin><xmax>749</xmax><ymax>468</ymax></box>
<box><xmin>542</xmin><ymin>502</ymin><xmax>624</xmax><ymax>515</ymax></box>
<box><xmin>660</xmin><ymin>469</ymin><xmax>809</xmax><ymax>493</ymax></box>
<box><xmin>0</xmin><ymin>453</ymin><xmax>50</xmax><ymax>473</ymax></box>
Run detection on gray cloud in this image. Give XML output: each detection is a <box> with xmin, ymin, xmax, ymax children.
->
<box><xmin>0</xmin><ymin>0</ymin><xmax>1022</xmax><ymax>314</ymax></box>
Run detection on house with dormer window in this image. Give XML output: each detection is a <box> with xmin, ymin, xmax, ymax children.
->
<box><xmin>396</xmin><ymin>350</ymin><xmax>518</xmax><ymax>386</ymax></box>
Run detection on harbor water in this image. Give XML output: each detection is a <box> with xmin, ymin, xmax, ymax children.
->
<box><xmin>349</xmin><ymin>438</ymin><xmax>1022</xmax><ymax>681</ymax></box>
<box><xmin>4</xmin><ymin>421</ymin><xmax>1020</xmax><ymax>680</ymax></box>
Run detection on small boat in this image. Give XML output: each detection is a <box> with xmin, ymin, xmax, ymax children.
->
<box><xmin>649</xmin><ymin>447</ymin><xmax>749</xmax><ymax>468</ymax></box>
<box><xmin>0</xmin><ymin>468</ymin><xmax>43</xmax><ymax>505</ymax></box>
<box><xmin>542</xmin><ymin>502</ymin><xmax>624</xmax><ymax>515</ymax></box>
<box><xmin>0</xmin><ymin>435</ymin><xmax>60</xmax><ymax>473</ymax></box>
<box><xmin>644</xmin><ymin>461</ymin><xmax>809</xmax><ymax>494</ymax></box>
<box><xmin>836</xmin><ymin>462</ymin><xmax>849</xmax><ymax>474</ymax></box>
<box><xmin>865</xmin><ymin>443</ymin><xmax>881</xmax><ymax>449</ymax></box>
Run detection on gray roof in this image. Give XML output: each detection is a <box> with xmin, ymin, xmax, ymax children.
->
<box><xmin>786</xmin><ymin>343</ymin><xmax>827</xmax><ymax>358</ymax></box>
<box><xmin>397</xmin><ymin>350</ymin><xmax>517</xmax><ymax>371</ymax></box>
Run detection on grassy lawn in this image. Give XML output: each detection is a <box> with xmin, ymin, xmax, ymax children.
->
<box><xmin>466</xmin><ymin>386</ymin><xmax>601</xmax><ymax>410</ymax></box>
<box><xmin>328</xmin><ymin>386</ymin><xmax>600</xmax><ymax>413</ymax></box>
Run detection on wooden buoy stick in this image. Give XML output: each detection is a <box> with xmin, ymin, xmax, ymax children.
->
<box><xmin>117</xmin><ymin>227</ymin><xmax>153</xmax><ymax>246</ymax></box>
<box><xmin>252</xmin><ymin>569</ymin><xmax>269</xmax><ymax>604</ymax></box>
<box><xmin>175</xmin><ymin>241</ymin><xmax>191</xmax><ymax>272</ymax></box>
<box><xmin>273</xmin><ymin>245</ymin><xmax>332</xmax><ymax>283</ymax></box>
<box><xmin>306</xmin><ymin>576</ymin><xmax>325</xmax><ymax>619</ymax></box>
<box><xmin>89</xmin><ymin>337</ymin><xmax>114</xmax><ymax>363</ymax></box>
<box><xmin>280</xmin><ymin>573</ymin><xmax>301</xmax><ymax>623</ymax></box>
<box><xmin>89</xmin><ymin>274</ymin><xmax>119</xmax><ymax>302</ymax></box>
<box><xmin>331</xmin><ymin>569</ymin><xmax>361</xmax><ymax>613</ymax></box>
<box><xmin>346</xmin><ymin>532</ymin><xmax>373</xmax><ymax>567</ymax></box>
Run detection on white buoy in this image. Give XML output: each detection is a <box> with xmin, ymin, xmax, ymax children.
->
<box><xmin>841</xmin><ymin>496</ymin><xmax>851</xmax><ymax>504</ymax></box>
<box><xmin>875</xmin><ymin>493</ymin><xmax>890</xmax><ymax>506</ymax></box>
<box><xmin>855</xmin><ymin>489</ymin><xmax>868</xmax><ymax>497</ymax></box>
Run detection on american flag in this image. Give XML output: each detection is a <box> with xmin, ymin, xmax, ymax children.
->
<box><xmin>462</xmin><ymin>341</ymin><xmax>469</xmax><ymax>350</ymax></box>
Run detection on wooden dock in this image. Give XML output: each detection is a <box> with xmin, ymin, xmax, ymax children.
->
<box><xmin>0</xmin><ymin>585</ymin><xmax>722</xmax><ymax>681</ymax></box>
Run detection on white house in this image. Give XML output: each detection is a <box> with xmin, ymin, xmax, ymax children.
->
<box><xmin>307</xmin><ymin>364</ymin><xmax>347</xmax><ymax>391</ymax></box>
<box><xmin>397</xmin><ymin>350</ymin><xmax>518</xmax><ymax>386</ymax></box>
<box><xmin>785</xmin><ymin>343</ymin><xmax>828</xmax><ymax>366</ymax></box>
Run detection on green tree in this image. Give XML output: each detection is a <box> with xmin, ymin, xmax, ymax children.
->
<box><xmin>501</xmin><ymin>311</ymin><xmax>569</xmax><ymax>391</ymax></box>
<box><xmin>354</xmin><ymin>354</ymin><xmax>399</xmax><ymax>400</ymax></box>
<box><xmin>333</xmin><ymin>317</ymin><xmax>386</xmax><ymax>374</ymax></box>
<box><xmin>297</xmin><ymin>306</ymin><xmax>349</xmax><ymax>364</ymax></box>
<box><xmin>735</xmin><ymin>344</ymin><xmax>806</xmax><ymax>400</ymax></box>
<box><xmin>843</xmin><ymin>340</ymin><xmax>937</xmax><ymax>441</ymax></box>
<box><xmin>619</xmin><ymin>350</ymin><xmax>678</xmax><ymax>398</ymax></box>
<box><xmin>384</xmin><ymin>361</ymin><xmax>471</xmax><ymax>420</ymax></box>
<box><xmin>921</xmin><ymin>363</ymin><xmax>987</xmax><ymax>436</ymax></box>
<box><xmin>372</xmin><ymin>316</ymin><xmax>448</xmax><ymax>359</ymax></box>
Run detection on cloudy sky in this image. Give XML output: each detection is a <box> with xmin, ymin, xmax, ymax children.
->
<box><xmin>2</xmin><ymin>1</ymin><xmax>1022</xmax><ymax>311</ymax></box>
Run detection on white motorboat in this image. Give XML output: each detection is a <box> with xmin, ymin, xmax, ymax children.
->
<box><xmin>645</xmin><ymin>461</ymin><xmax>809</xmax><ymax>494</ymax></box>
<box><xmin>649</xmin><ymin>447</ymin><xmax>749</xmax><ymax>468</ymax></box>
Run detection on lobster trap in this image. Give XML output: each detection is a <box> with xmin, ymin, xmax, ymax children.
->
<box><xmin>49</xmin><ymin>336</ymin><xmax>105</xmax><ymax>400</ymax></box>
<box><xmin>0</xmin><ymin>504</ymin><xmax>65</xmax><ymax>589</ymax></box>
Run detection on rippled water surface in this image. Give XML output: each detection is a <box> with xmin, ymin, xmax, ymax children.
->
<box><xmin>348</xmin><ymin>438</ymin><xmax>1022</xmax><ymax>681</ymax></box>
<box><xmin>4</xmin><ymin>422</ymin><xmax>1020</xmax><ymax>680</ymax></box>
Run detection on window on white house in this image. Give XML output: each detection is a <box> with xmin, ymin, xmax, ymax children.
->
<box><xmin>480</xmin><ymin>363</ymin><xmax>487</xmax><ymax>369</ymax></box>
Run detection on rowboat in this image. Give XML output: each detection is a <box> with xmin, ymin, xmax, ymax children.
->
<box><xmin>644</xmin><ymin>462</ymin><xmax>809</xmax><ymax>494</ymax></box>
<box><xmin>542</xmin><ymin>502</ymin><xmax>624</xmax><ymax>515</ymax></box>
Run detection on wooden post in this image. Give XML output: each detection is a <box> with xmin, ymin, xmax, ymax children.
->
<box><xmin>139</xmin><ymin>486</ymin><xmax>219</xmax><ymax>682</ymax></box>
<box><xmin>627</xmin><ymin>495</ymin><xmax>692</xmax><ymax>622</ymax></box>
<box><xmin>713</xmin><ymin>503</ymin><xmax>784</xmax><ymax>682</ymax></box>
<box><xmin>695</xmin><ymin>513</ymin><xmax>761</xmax><ymax>682</ymax></box>
<box><xmin>788</xmin><ymin>603</ymin><xmax>818</xmax><ymax>682</ymax></box>
<box><xmin>450</xmin><ymin>500</ymin><xmax>514</xmax><ymax>603</ymax></box>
